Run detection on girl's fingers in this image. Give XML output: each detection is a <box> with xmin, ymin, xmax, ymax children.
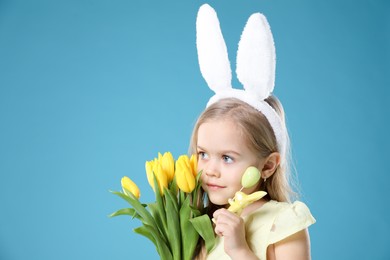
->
<box><xmin>214</xmin><ymin>222</ymin><xmax>227</xmax><ymax>236</ymax></box>
<box><xmin>213</xmin><ymin>208</ymin><xmax>244</xmax><ymax>236</ymax></box>
<box><xmin>214</xmin><ymin>208</ymin><xmax>240</xmax><ymax>223</ymax></box>
<box><xmin>214</xmin><ymin>220</ymin><xmax>236</xmax><ymax>236</ymax></box>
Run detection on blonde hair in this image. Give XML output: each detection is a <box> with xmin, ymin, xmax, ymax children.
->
<box><xmin>190</xmin><ymin>97</ymin><xmax>297</xmax><ymax>203</ymax></box>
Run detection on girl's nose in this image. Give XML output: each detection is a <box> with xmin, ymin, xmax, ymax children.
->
<box><xmin>204</xmin><ymin>160</ymin><xmax>220</xmax><ymax>178</ymax></box>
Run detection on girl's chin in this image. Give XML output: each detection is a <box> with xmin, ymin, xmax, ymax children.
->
<box><xmin>208</xmin><ymin>195</ymin><xmax>229</xmax><ymax>206</ymax></box>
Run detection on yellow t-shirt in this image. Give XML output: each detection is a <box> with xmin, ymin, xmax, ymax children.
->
<box><xmin>206</xmin><ymin>200</ymin><xmax>316</xmax><ymax>260</ymax></box>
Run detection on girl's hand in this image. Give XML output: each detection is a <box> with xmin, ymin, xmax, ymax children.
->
<box><xmin>213</xmin><ymin>208</ymin><xmax>258</xmax><ymax>259</ymax></box>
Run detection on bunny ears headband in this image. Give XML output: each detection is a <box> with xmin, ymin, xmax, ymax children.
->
<box><xmin>196</xmin><ymin>4</ymin><xmax>286</xmax><ymax>156</ymax></box>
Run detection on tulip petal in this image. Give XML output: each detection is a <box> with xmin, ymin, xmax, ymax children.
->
<box><xmin>155</xmin><ymin>162</ymin><xmax>168</xmax><ymax>195</ymax></box>
<box><xmin>190</xmin><ymin>154</ymin><xmax>198</xmax><ymax>177</ymax></box>
<box><xmin>145</xmin><ymin>160</ymin><xmax>155</xmax><ymax>190</ymax></box>
<box><xmin>176</xmin><ymin>155</ymin><xmax>196</xmax><ymax>193</ymax></box>
<box><xmin>162</xmin><ymin>152</ymin><xmax>175</xmax><ymax>182</ymax></box>
<box><xmin>121</xmin><ymin>176</ymin><xmax>140</xmax><ymax>199</ymax></box>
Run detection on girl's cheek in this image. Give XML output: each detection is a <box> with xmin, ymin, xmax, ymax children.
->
<box><xmin>200</xmin><ymin>170</ymin><xmax>206</xmax><ymax>181</ymax></box>
<box><xmin>197</xmin><ymin>162</ymin><xmax>204</xmax><ymax>174</ymax></box>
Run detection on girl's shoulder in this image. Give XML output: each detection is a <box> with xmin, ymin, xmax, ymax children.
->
<box><xmin>245</xmin><ymin>200</ymin><xmax>316</xmax><ymax>245</ymax></box>
<box><xmin>247</xmin><ymin>200</ymin><xmax>315</xmax><ymax>219</ymax></box>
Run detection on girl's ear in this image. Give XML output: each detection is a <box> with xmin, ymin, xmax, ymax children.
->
<box><xmin>260</xmin><ymin>152</ymin><xmax>280</xmax><ymax>178</ymax></box>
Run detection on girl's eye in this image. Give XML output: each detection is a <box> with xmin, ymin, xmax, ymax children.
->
<box><xmin>222</xmin><ymin>155</ymin><xmax>234</xmax><ymax>164</ymax></box>
<box><xmin>198</xmin><ymin>151</ymin><xmax>209</xmax><ymax>160</ymax></box>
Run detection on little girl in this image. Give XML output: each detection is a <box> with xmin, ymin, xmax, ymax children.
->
<box><xmin>190</xmin><ymin>4</ymin><xmax>316</xmax><ymax>260</ymax></box>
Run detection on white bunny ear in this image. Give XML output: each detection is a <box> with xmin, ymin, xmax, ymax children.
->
<box><xmin>236</xmin><ymin>13</ymin><xmax>276</xmax><ymax>99</ymax></box>
<box><xmin>196</xmin><ymin>4</ymin><xmax>232</xmax><ymax>92</ymax></box>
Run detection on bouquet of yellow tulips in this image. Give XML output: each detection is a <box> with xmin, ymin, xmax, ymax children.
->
<box><xmin>110</xmin><ymin>152</ymin><xmax>215</xmax><ymax>260</ymax></box>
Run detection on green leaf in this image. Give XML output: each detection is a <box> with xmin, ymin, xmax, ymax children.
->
<box><xmin>153</xmin><ymin>173</ymin><xmax>167</xmax><ymax>231</ymax></box>
<box><xmin>169</xmin><ymin>176</ymin><xmax>178</xmax><ymax>199</ymax></box>
<box><xmin>180</xmin><ymin>190</ymin><xmax>185</xmax><ymax>206</ymax></box>
<box><xmin>165</xmin><ymin>189</ymin><xmax>181</xmax><ymax>260</ymax></box>
<box><xmin>148</xmin><ymin>202</ymin><xmax>168</xmax><ymax>243</ymax></box>
<box><xmin>189</xmin><ymin>206</ymin><xmax>201</xmax><ymax>217</ymax></box>
<box><xmin>109</xmin><ymin>208</ymin><xmax>141</xmax><ymax>220</ymax></box>
<box><xmin>134</xmin><ymin>225</ymin><xmax>157</xmax><ymax>247</ymax></box>
<box><xmin>191</xmin><ymin>171</ymin><xmax>204</xmax><ymax>210</ymax></box>
<box><xmin>153</xmin><ymin>229</ymin><xmax>173</xmax><ymax>260</ymax></box>
<box><xmin>180</xmin><ymin>196</ymin><xmax>199</xmax><ymax>260</ymax></box>
<box><xmin>165</xmin><ymin>188</ymin><xmax>179</xmax><ymax>212</ymax></box>
<box><xmin>110</xmin><ymin>191</ymin><xmax>156</xmax><ymax>229</ymax></box>
<box><xmin>195</xmin><ymin>170</ymin><xmax>203</xmax><ymax>185</ymax></box>
<box><xmin>190</xmin><ymin>214</ymin><xmax>216</xmax><ymax>253</ymax></box>
<box><xmin>110</xmin><ymin>191</ymin><xmax>170</xmax><ymax>252</ymax></box>
<box><xmin>135</xmin><ymin>224</ymin><xmax>173</xmax><ymax>260</ymax></box>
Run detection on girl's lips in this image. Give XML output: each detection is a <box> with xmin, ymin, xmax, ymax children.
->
<box><xmin>206</xmin><ymin>183</ymin><xmax>225</xmax><ymax>190</ymax></box>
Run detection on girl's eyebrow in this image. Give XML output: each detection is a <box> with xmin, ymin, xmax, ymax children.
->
<box><xmin>223</xmin><ymin>150</ymin><xmax>241</xmax><ymax>157</ymax></box>
<box><xmin>197</xmin><ymin>145</ymin><xmax>206</xmax><ymax>151</ymax></box>
<box><xmin>197</xmin><ymin>146</ymin><xmax>241</xmax><ymax>157</ymax></box>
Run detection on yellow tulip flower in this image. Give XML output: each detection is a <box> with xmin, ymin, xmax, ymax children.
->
<box><xmin>190</xmin><ymin>154</ymin><xmax>198</xmax><ymax>177</ymax></box>
<box><xmin>121</xmin><ymin>176</ymin><xmax>140</xmax><ymax>199</ymax></box>
<box><xmin>145</xmin><ymin>158</ymin><xmax>168</xmax><ymax>195</ymax></box>
<box><xmin>175</xmin><ymin>155</ymin><xmax>196</xmax><ymax>193</ymax></box>
<box><xmin>154</xmin><ymin>161</ymin><xmax>168</xmax><ymax>194</ymax></box>
<box><xmin>159</xmin><ymin>152</ymin><xmax>175</xmax><ymax>182</ymax></box>
<box><xmin>145</xmin><ymin>160</ymin><xmax>155</xmax><ymax>188</ymax></box>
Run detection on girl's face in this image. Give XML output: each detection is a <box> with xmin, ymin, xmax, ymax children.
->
<box><xmin>197</xmin><ymin>119</ymin><xmax>264</xmax><ymax>206</ymax></box>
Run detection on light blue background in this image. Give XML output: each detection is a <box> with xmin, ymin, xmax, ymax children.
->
<box><xmin>0</xmin><ymin>0</ymin><xmax>389</xmax><ymax>259</ymax></box>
